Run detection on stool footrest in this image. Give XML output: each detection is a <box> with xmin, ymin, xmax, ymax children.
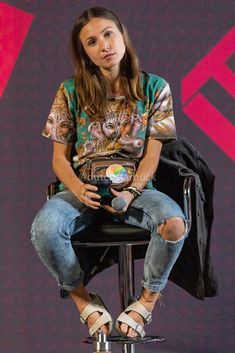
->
<box><xmin>84</xmin><ymin>335</ymin><xmax>165</xmax><ymax>345</ymax></box>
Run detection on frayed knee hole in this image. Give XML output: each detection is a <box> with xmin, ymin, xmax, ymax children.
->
<box><xmin>157</xmin><ymin>217</ymin><xmax>185</xmax><ymax>242</ymax></box>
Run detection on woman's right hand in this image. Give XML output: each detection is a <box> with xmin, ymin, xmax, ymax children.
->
<box><xmin>52</xmin><ymin>142</ymin><xmax>101</xmax><ymax>210</ymax></box>
<box><xmin>76</xmin><ymin>183</ymin><xmax>101</xmax><ymax>209</ymax></box>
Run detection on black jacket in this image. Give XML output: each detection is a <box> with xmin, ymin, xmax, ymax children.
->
<box><xmin>154</xmin><ymin>137</ymin><xmax>219</xmax><ymax>299</ymax></box>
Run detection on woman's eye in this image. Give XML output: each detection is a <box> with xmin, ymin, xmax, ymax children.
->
<box><xmin>104</xmin><ymin>31</ymin><xmax>113</xmax><ymax>37</ymax></box>
<box><xmin>88</xmin><ymin>39</ymin><xmax>96</xmax><ymax>46</ymax></box>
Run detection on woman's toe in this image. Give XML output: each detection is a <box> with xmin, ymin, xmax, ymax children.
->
<box><xmin>120</xmin><ymin>322</ymin><xmax>128</xmax><ymax>334</ymax></box>
<box><xmin>128</xmin><ymin>327</ymin><xmax>136</xmax><ymax>338</ymax></box>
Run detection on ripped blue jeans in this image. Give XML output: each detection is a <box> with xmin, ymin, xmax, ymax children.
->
<box><xmin>31</xmin><ymin>188</ymin><xmax>187</xmax><ymax>293</ymax></box>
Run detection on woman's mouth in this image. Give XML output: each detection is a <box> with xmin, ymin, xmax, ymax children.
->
<box><xmin>103</xmin><ymin>53</ymin><xmax>116</xmax><ymax>60</ymax></box>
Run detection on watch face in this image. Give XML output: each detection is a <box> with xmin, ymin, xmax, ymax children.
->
<box><xmin>106</xmin><ymin>164</ymin><xmax>128</xmax><ymax>184</ymax></box>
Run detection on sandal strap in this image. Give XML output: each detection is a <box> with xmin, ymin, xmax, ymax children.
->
<box><xmin>80</xmin><ymin>295</ymin><xmax>106</xmax><ymax>323</ymax></box>
<box><xmin>80</xmin><ymin>293</ymin><xmax>113</xmax><ymax>336</ymax></box>
<box><xmin>115</xmin><ymin>299</ymin><xmax>152</xmax><ymax>338</ymax></box>
<box><xmin>125</xmin><ymin>300</ymin><xmax>152</xmax><ymax>324</ymax></box>
<box><xmin>89</xmin><ymin>312</ymin><xmax>112</xmax><ymax>337</ymax></box>
<box><xmin>116</xmin><ymin>312</ymin><xmax>146</xmax><ymax>337</ymax></box>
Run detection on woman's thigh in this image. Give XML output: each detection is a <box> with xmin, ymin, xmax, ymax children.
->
<box><xmin>121</xmin><ymin>188</ymin><xmax>186</xmax><ymax>233</ymax></box>
<box><xmin>31</xmin><ymin>190</ymin><xmax>100</xmax><ymax>239</ymax></box>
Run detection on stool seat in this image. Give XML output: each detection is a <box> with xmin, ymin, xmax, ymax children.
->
<box><xmin>72</xmin><ymin>221</ymin><xmax>150</xmax><ymax>247</ymax></box>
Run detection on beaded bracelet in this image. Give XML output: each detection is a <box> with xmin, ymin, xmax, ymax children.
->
<box><xmin>124</xmin><ymin>188</ymin><xmax>138</xmax><ymax>199</ymax></box>
<box><xmin>124</xmin><ymin>186</ymin><xmax>143</xmax><ymax>198</ymax></box>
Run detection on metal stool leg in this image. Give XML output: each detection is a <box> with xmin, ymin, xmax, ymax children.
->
<box><xmin>118</xmin><ymin>244</ymin><xmax>135</xmax><ymax>311</ymax></box>
<box><xmin>118</xmin><ymin>245</ymin><xmax>136</xmax><ymax>353</ymax></box>
<box><xmin>123</xmin><ymin>343</ymin><xmax>135</xmax><ymax>353</ymax></box>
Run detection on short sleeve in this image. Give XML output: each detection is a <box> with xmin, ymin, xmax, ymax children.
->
<box><xmin>146</xmin><ymin>82</ymin><xmax>177</xmax><ymax>143</ymax></box>
<box><xmin>42</xmin><ymin>83</ymin><xmax>76</xmax><ymax>144</ymax></box>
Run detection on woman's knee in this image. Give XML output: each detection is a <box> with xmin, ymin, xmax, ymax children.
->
<box><xmin>157</xmin><ymin>217</ymin><xmax>185</xmax><ymax>242</ymax></box>
<box><xmin>31</xmin><ymin>204</ymin><xmax>66</xmax><ymax>246</ymax></box>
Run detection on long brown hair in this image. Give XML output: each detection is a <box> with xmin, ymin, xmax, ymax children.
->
<box><xmin>71</xmin><ymin>7</ymin><xmax>145</xmax><ymax>120</ymax></box>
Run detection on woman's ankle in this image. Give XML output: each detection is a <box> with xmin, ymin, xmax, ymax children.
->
<box><xmin>139</xmin><ymin>288</ymin><xmax>161</xmax><ymax>311</ymax></box>
<box><xmin>70</xmin><ymin>283</ymin><xmax>91</xmax><ymax>312</ymax></box>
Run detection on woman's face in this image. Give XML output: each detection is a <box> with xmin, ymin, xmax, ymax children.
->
<box><xmin>79</xmin><ymin>17</ymin><xmax>126</xmax><ymax>77</ymax></box>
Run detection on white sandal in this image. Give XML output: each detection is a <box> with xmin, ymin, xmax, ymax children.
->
<box><xmin>115</xmin><ymin>300</ymin><xmax>152</xmax><ymax>338</ymax></box>
<box><xmin>80</xmin><ymin>293</ymin><xmax>113</xmax><ymax>337</ymax></box>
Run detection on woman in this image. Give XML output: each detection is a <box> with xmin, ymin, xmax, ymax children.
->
<box><xmin>31</xmin><ymin>7</ymin><xmax>187</xmax><ymax>339</ymax></box>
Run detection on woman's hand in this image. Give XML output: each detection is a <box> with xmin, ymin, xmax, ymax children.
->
<box><xmin>101</xmin><ymin>188</ymin><xmax>135</xmax><ymax>214</ymax></box>
<box><xmin>76</xmin><ymin>183</ymin><xmax>101</xmax><ymax>209</ymax></box>
<box><xmin>52</xmin><ymin>143</ymin><xmax>102</xmax><ymax>209</ymax></box>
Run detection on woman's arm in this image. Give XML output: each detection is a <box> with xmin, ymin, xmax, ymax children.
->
<box><xmin>52</xmin><ymin>141</ymin><xmax>101</xmax><ymax>209</ymax></box>
<box><xmin>130</xmin><ymin>138</ymin><xmax>162</xmax><ymax>190</ymax></box>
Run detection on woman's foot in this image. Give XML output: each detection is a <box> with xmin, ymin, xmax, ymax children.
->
<box><xmin>70</xmin><ymin>284</ymin><xmax>113</xmax><ymax>336</ymax></box>
<box><xmin>86</xmin><ymin>310</ymin><xmax>110</xmax><ymax>336</ymax></box>
<box><xmin>118</xmin><ymin>289</ymin><xmax>161</xmax><ymax>338</ymax></box>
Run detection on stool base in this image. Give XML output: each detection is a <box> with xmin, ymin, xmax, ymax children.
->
<box><xmin>84</xmin><ymin>335</ymin><xmax>165</xmax><ymax>352</ymax></box>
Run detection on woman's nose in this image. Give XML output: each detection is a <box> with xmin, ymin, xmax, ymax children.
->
<box><xmin>101</xmin><ymin>41</ymin><xmax>111</xmax><ymax>51</ymax></box>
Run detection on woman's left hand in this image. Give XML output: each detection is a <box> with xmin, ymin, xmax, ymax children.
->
<box><xmin>101</xmin><ymin>188</ymin><xmax>135</xmax><ymax>214</ymax></box>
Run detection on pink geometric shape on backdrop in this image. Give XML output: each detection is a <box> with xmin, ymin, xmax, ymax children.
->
<box><xmin>183</xmin><ymin>93</ymin><xmax>235</xmax><ymax>161</ymax></box>
<box><xmin>181</xmin><ymin>26</ymin><xmax>235</xmax><ymax>161</ymax></box>
<box><xmin>0</xmin><ymin>2</ymin><xmax>34</xmax><ymax>98</ymax></box>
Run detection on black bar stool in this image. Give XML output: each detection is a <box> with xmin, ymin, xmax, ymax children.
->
<box><xmin>70</xmin><ymin>176</ymin><xmax>192</xmax><ymax>353</ymax></box>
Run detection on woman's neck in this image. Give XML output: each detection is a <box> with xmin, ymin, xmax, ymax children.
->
<box><xmin>100</xmin><ymin>66</ymin><xmax>122</xmax><ymax>94</ymax></box>
<box><xmin>110</xmin><ymin>78</ymin><xmax>122</xmax><ymax>94</ymax></box>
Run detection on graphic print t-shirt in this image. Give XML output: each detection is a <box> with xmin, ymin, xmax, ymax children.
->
<box><xmin>42</xmin><ymin>73</ymin><xmax>177</xmax><ymax>168</ymax></box>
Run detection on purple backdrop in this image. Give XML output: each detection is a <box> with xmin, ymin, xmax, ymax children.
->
<box><xmin>0</xmin><ymin>1</ymin><xmax>234</xmax><ymax>352</ymax></box>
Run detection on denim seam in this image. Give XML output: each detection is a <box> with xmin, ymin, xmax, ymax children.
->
<box><xmin>59</xmin><ymin>272</ymin><xmax>84</xmax><ymax>291</ymax></box>
<box><xmin>142</xmin><ymin>280</ymin><xmax>168</xmax><ymax>293</ymax></box>
<box><xmin>66</xmin><ymin>206</ymin><xmax>91</xmax><ymax>236</ymax></box>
